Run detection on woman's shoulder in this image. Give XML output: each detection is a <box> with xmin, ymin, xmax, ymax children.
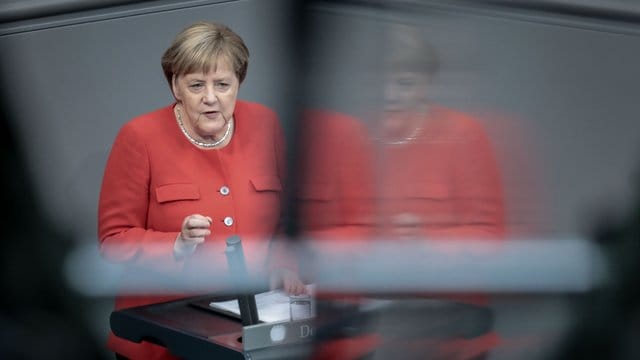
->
<box><xmin>117</xmin><ymin>104</ymin><xmax>175</xmax><ymax>138</ymax></box>
<box><xmin>235</xmin><ymin>100</ymin><xmax>278</xmax><ymax>122</ymax></box>
<box><xmin>125</xmin><ymin>104</ymin><xmax>174</xmax><ymax>129</ymax></box>
<box><xmin>428</xmin><ymin>104</ymin><xmax>489</xmax><ymax>140</ymax></box>
<box><xmin>303</xmin><ymin>109</ymin><xmax>368</xmax><ymax>138</ymax></box>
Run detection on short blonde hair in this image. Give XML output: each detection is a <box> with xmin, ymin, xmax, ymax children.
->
<box><xmin>161</xmin><ymin>21</ymin><xmax>250</xmax><ymax>87</ymax></box>
<box><xmin>385</xmin><ymin>24</ymin><xmax>439</xmax><ymax>78</ymax></box>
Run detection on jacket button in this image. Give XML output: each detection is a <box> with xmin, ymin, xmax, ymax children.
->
<box><xmin>220</xmin><ymin>186</ymin><xmax>230</xmax><ymax>196</ymax></box>
<box><xmin>223</xmin><ymin>216</ymin><xmax>234</xmax><ymax>227</ymax></box>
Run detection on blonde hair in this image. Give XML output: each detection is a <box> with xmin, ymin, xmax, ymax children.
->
<box><xmin>161</xmin><ymin>21</ymin><xmax>250</xmax><ymax>87</ymax></box>
<box><xmin>385</xmin><ymin>24</ymin><xmax>439</xmax><ymax>77</ymax></box>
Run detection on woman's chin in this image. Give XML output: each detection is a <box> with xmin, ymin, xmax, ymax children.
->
<box><xmin>382</xmin><ymin>118</ymin><xmax>409</xmax><ymax>134</ymax></box>
<box><xmin>197</xmin><ymin>121</ymin><xmax>226</xmax><ymax>133</ymax></box>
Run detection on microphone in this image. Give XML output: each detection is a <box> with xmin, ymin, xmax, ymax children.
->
<box><xmin>225</xmin><ymin>236</ymin><xmax>259</xmax><ymax>326</ymax></box>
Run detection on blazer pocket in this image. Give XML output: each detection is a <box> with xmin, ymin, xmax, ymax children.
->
<box><xmin>155</xmin><ymin>183</ymin><xmax>200</xmax><ymax>203</ymax></box>
<box><xmin>250</xmin><ymin>175</ymin><xmax>283</xmax><ymax>192</ymax></box>
<box><xmin>408</xmin><ymin>182</ymin><xmax>450</xmax><ymax>199</ymax></box>
<box><xmin>298</xmin><ymin>182</ymin><xmax>334</xmax><ymax>201</ymax></box>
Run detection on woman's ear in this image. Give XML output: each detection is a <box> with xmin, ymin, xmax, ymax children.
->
<box><xmin>171</xmin><ymin>74</ymin><xmax>182</xmax><ymax>101</ymax></box>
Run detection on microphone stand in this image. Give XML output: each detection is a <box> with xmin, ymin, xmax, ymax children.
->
<box><xmin>225</xmin><ymin>236</ymin><xmax>259</xmax><ymax>326</ymax></box>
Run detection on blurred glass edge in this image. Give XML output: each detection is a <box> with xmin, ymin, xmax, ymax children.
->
<box><xmin>64</xmin><ymin>238</ymin><xmax>609</xmax><ymax>296</ymax></box>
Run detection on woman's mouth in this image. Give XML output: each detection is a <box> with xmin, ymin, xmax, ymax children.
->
<box><xmin>203</xmin><ymin>111</ymin><xmax>220</xmax><ymax>119</ymax></box>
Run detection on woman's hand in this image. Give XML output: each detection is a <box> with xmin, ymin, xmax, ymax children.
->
<box><xmin>174</xmin><ymin>214</ymin><xmax>212</xmax><ymax>257</ymax></box>
<box><xmin>390</xmin><ymin>212</ymin><xmax>426</xmax><ymax>240</ymax></box>
<box><xmin>270</xmin><ymin>268</ymin><xmax>306</xmax><ymax>295</ymax></box>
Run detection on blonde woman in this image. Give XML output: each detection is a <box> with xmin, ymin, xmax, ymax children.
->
<box><xmin>98</xmin><ymin>22</ymin><xmax>303</xmax><ymax>359</ymax></box>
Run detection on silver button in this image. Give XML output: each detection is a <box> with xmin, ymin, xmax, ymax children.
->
<box><xmin>220</xmin><ymin>186</ymin><xmax>230</xmax><ymax>196</ymax></box>
<box><xmin>223</xmin><ymin>216</ymin><xmax>234</xmax><ymax>227</ymax></box>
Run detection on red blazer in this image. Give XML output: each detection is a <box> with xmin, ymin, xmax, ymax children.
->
<box><xmin>297</xmin><ymin>109</ymin><xmax>374</xmax><ymax>241</ymax></box>
<box><xmin>307</xmin><ymin>106</ymin><xmax>505</xmax><ymax>360</ymax></box>
<box><xmin>375</xmin><ymin>105</ymin><xmax>505</xmax><ymax>240</ymax></box>
<box><xmin>297</xmin><ymin>106</ymin><xmax>504</xmax><ymax>240</ymax></box>
<box><xmin>373</xmin><ymin>105</ymin><xmax>504</xmax><ymax>359</ymax></box>
<box><xmin>98</xmin><ymin>100</ymin><xmax>286</xmax><ymax>359</ymax></box>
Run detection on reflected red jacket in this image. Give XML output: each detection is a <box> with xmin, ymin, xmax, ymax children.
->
<box><xmin>376</xmin><ymin>105</ymin><xmax>505</xmax><ymax>240</ymax></box>
<box><xmin>305</xmin><ymin>106</ymin><xmax>505</xmax><ymax>360</ymax></box>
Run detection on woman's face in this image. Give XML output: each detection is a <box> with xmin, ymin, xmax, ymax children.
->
<box><xmin>172</xmin><ymin>58</ymin><xmax>239</xmax><ymax>141</ymax></box>
<box><xmin>384</xmin><ymin>70</ymin><xmax>428</xmax><ymax>114</ymax></box>
<box><xmin>382</xmin><ymin>70</ymin><xmax>429</xmax><ymax>135</ymax></box>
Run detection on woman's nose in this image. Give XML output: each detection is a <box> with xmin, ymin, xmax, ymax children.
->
<box><xmin>203</xmin><ymin>86</ymin><xmax>217</xmax><ymax>104</ymax></box>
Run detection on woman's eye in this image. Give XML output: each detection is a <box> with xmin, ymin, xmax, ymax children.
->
<box><xmin>189</xmin><ymin>83</ymin><xmax>204</xmax><ymax>90</ymax></box>
<box><xmin>216</xmin><ymin>83</ymin><xmax>230</xmax><ymax>89</ymax></box>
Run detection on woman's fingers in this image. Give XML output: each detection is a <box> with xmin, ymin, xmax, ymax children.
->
<box><xmin>286</xmin><ymin>281</ymin><xmax>305</xmax><ymax>296</ymax></box>
<box><xmin>181</xmin><ymin>214</ymin><xmax>212</xmax><ymax>243</ymax></box>
<box><xmin>185</xmin><ymin>228</ymin><xmax>210</xmax><ymax>239</ymax></box>
<box><xmin>283</xmin><ymin>272</ymin><xmax>307</xmax><ymax>295</ymax></box>
<box><xmin>186</xmin><ymin>215</ymin><xmax>212</xmax><ymax>229</ymax></box>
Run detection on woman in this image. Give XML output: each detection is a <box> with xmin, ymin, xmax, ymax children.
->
<box><xmin>372</xmin><ymin>25</ymin><xmax>505</xmax><ymax>360</ymax></box>
<box><xmin>98</xmin><ymin>22</ymin><xmax>303</xmax><ymax>359</ymax></box>
<box><xmin>376</xmin><ymin>24</ymin><xmax>504</xmax><ymax>241</ymax></box>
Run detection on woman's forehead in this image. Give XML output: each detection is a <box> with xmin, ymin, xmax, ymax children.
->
<box><xmin>182</xmin><ymin>56</ymin><xmax>236</xmax><ymax>78</ymax></box>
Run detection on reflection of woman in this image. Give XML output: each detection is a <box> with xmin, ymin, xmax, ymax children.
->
<box><xmin>376</xmin><ymin>25</ymin><xmax>504</xmax><ymax>241</ymax></box>
<box><xmin>98</xmin><ymin>22</ymin><xmax>303</xmax><ymax>359</ymax></box>
<box><xmin>373</xmin><ymin>26</ymin><xmax>505</xmax><ymax>359</ymax></box>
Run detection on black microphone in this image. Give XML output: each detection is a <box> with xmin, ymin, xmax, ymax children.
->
<box><xmin>225</xmin><ymin>235</ymin><xmax>259</xmax><ymax>326</ymax></box>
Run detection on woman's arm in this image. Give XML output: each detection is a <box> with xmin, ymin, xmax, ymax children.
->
<box><xmin>98</xmin><ymin>123</ymin><xmax>185</xmax><ymax>273</ymax></box>
<box><xmin>447</xmin><ymin>119</ymin><xmax>505</xmax><ymax>239</ymax></box>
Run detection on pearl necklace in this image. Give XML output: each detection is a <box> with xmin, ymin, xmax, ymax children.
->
<box><xmin>175</xmin><ymin>106</ymin><xmax>232</xmax><ymax>148</ymax></box>
<box><xmin>380</xmin><ymin>122</ymin><xmax>423</xmax><ymax>146</ymax></box>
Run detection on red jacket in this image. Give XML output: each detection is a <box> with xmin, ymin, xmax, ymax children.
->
<box><xmin>98</xmin><ymin>101</ymin><xmax>286</xmax><ymax>359</ymax></box>
<box><xmin>297</xmin><ymin>106</ymin><xmax>504</xmax><ymax>240</ymax></box>
<box><xmin>303</xmin><ymin>106</ymin><xmax>504</xmax><ymax>360</ymax></box>
<box><xmin>372</xmin><ymin>105</ymin><xmax>505</xmax><ymax>359</ymax></box>
<box><xmin>375</xmin><ymin>105</ymin><xmax>505</xmax><ymax>240</ymax></box>
<box><xmin>297</xmin><ymin>109</ymin><xmax>375</xmax><ymax>240</ymax></box>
